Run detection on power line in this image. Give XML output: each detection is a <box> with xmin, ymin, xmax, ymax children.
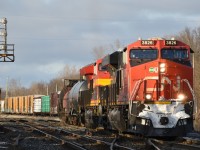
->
<box><xmin>2</xmin><ymin>14</ymin><xmax>200</xmax><ymax>23</ymax></box>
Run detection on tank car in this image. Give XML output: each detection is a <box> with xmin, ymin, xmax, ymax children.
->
<box><xmin>61</xmin><ymin>59</ymin><xmax>111</xmax><ymax>127</ymax></box>
<box><xmin>58</xmin><ymin>79</ymin><xmax>78</xmax><ymax>122</ymax></box>
<box><xmin>61</xmin><ymin>38</ymin><xmax>194</xmax><ymax>137</ymax></box>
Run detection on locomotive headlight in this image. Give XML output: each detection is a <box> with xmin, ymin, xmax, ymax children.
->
<box><xmin>146</xmin><ymin>94</ymin><xmax>152</xmax><ymax>100</ymax></box>
<box><xmin>160</xmin><ymin>63</ymin><xmax>166</xmax><ymax>68</ymax></box>
<box><xmin>177</xmin><ymin>94</ymin><xmax>185</xmax><ymax>101</ymax></box>
<box><xmin>141</xmin><ymin>119</ymin><xmax>146</xmax><ymax>125</ymax></box>
<box><xmin>160</xmin><ymin>67</ymin><xmax>166</xmax><ymax>73</ymax></box>
<box><xmin>160</xmin><ymin>63</ymin><xmax>166</xmax><ymax>73</ymax></box>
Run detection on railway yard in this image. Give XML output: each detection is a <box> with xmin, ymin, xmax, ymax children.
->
<box><xmin>1</xmin><ymin>17</ymin><xmax>200</xmax><ymax>150</ymax></box>
<box><xmin>0</xmin><ymin>114</ymin><xmax>199</xmax><ymax>150</ymax></box>
<box><xmin>1</xmin><ymin>1</ymin><xmax>200</xmax><ymax>150</ymax></box>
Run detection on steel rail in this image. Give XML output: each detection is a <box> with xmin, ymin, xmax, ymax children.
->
<box><xmin>172</xmin><ymin>143</ymin><xmax>200</xmax><ymax>150</ymax></box>
<box><xmin>147</xmin><ymin>138</ymin><xmax>161</xmax><ymax>150</ymax></box>
<box><xmin>19</xmin><ymin>121</ymin><xmax>87</xmax><ymax>150</ymax></box>
<box><xmin>26</xmin><ymin>119</ymin><xmax>136</xmax><ymax>150</ymax></box>
<box><xmin>59</xmin><ymin>128</ymin><xmax>136</xmax><ymax>150</ymax></box>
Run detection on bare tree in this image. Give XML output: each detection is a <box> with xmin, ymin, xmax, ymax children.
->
<box><xmin>58</xmin><ymin>64</ymin><xmax>79</xmax><ymax>79</ymax></box>
<box><xmin>91</xmin><ymin>39</ymin><xmax>124</xmax><ymax>60</ymax></box>
<box><xmin>3</xmin><ymin>64</ymin><xmax>80</xmax><ymax>98</ymax></box>
<box><xmin>46</xmin><ymin>64</ymin><xmax>80</xmax><ymax>94</ymax></box>
<box><xmin>109</xmin><ymin>39</ymin><xmax>123</xmax><ymax>51</ymax></box>
<box><xmin>29</xmin><ymin>81</ymin><xmax>47</xmax><ymax>95</ymax></box>
<box><xmin>48</xmin><ymin>78</ymin><xmax>63</xmax><ymax>94</ymax></box>
<box><xmin>92</xmin><ymin>45</ymin><xmax>107</xmax><ymax>60</ymax></box>
<box><xmin>8</xmin><ymin>78</ymin><xmax>22</xmax><ymax>96</ymax></box>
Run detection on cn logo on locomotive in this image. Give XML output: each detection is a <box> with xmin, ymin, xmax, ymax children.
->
<box><xmin>149</xmin><ymin>67</ymin><xmax>158</xmax><ymax>73</ymax></box>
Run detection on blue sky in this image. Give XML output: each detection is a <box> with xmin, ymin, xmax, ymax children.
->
<box><xmin>0</xmin><ymin>0</ymin><xmax>200</xmax><ymax>88</ymax></box>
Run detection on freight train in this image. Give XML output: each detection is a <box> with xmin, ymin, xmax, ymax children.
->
<box><xmin>2</xmin><ymin>94</ymin><xmax>59</xmax><ymax>115</ymax></box>
<box><xmin>59</xmin><ymin>37</ymin><xmax>195</xmax><ymax>137</ymax></box>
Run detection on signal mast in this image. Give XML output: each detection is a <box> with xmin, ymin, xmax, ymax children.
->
<box><xmin>0</xmin><ymin>17</ymin><xmax>15</xmax><ymax>108</ymax></box>
<box><xmin>0</xmin><ymin>17</ymin><xmax>14</xmax><ymax>62</ymax></box>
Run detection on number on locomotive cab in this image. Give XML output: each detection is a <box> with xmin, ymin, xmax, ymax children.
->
<box><xmin>141</xmin><ymin>40</ymin><xmax>154</xmax><ymax>46</ymax></box>
<box><xmin>165</xmin><ymin>40</ymin><xmax>177</xmax><ymax>46</ymax></box>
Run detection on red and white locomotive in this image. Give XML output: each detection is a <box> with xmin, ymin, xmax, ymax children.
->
<box><xmin>60</xmin><ymin>38</ymin><xmax>194</xmax><ymax>137</ymax></box>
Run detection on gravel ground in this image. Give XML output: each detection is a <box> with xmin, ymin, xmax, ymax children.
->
<box><xmin>0</xmin><ymin>114</ymin><xmax>73</xmax><ymax>150</ymax></box>
<box><xmin>0</xmin><ymin>114</ymin><xmax>61</xmax><ymax>121</ymax></box>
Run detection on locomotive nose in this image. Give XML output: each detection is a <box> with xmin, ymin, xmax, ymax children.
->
<box><xmin>160</xmin><ymin>117</ymin><xmax>169</xmax><ymax>125</ymax></box>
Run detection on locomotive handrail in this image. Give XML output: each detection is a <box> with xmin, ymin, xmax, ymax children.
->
<box><xmin>129</xmin><ymin>79</ymin><xmax>143</xmax><ymax>100</ymax></box>
<box><xmin>182</xmin><ymin>79</ymin><xmax>197</xmax><ymax>114</ymax></box>
<box><xmin>129</xmin><ymin>79</ymin><xmax>143</xmax><ymax>115</ymax></box>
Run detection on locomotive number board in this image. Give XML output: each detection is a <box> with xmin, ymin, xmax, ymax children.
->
<box><xmin>141</xmin><ymin>40</ymin><xmax>155</xmax><ymax>46</ymax></box>
<box><xmin>165</xmin><ymin>40</ymin><xmax>177</xmax><ymax>46</ymax></box>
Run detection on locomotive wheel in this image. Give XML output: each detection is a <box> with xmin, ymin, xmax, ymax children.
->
<box><xmin>72</xmin><ymin>116</ymin><xmax>77</xmax><ymax>125</ymax></box>
<box><xmin>102</xmin><ymin>116</ymin><xmax>108</xmax><ymax>130</ymax></box>
<box><xmin>85</xmin><ymin>129</ymin><xmax>92</xmax><ymax>136</ymax></box>
<box><xmin>80</xmin><ymin>113</ymin><xmax>85</xmax><ymax>125</ymax></box>
<box><xmin>68</xmin><ymin>116</ymin><xmax>73</xmax><ymax>125</ymax></box>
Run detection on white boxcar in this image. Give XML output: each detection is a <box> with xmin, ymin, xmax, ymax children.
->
<box><xmin>33</xmin><ymin>96</ymin><xmax>43</xmax><ymax>114</ymax></box>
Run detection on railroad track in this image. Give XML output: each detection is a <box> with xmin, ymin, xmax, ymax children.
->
<box><xmin>1</xmin><ymin>117</ymin><xmax>200</xmax><ymax>150</ymax></box>
<box><xmin>0</xmin><ymin>119</ymin><xmax>79</xmax><ymax>150</ymax></box>
<box><xmin>18</xmin><ymin>120</ymin><xmax>87</xmax><ymax>150</ymax></box>
<box><xmin>147</xmin><ymin>137</ymin><xmax>200</xmax><ymax>150</ymax></box>
<box><xmin>20</xmin><ymin>119</ymin><xmax>137</xmax><ymax>150</ymax></box>
<box><xmin>0</xmin><ymin>118</ymin><xmax>138</xmax><ymax>150</ymax></box>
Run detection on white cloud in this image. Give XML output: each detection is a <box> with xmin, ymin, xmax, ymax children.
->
<box><xmin>37</xmin><ymin>62</ymin><xmax>65</xmax><ymax>75</ymax></box>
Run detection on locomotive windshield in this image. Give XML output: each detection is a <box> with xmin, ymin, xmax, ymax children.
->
<box><xmin>161</xmin><ymin>49</ymin><xmax>188</xmax><ymax>60</ymax></box>
<box><xmin>130</xmin><ymin>49</ymin><xmax>158</xmax><ymax>66</ymax></box>
<box><xmin>161</xmin><ymin>49</ymin><xmax>191</xmax><ymax>66</ymax></box>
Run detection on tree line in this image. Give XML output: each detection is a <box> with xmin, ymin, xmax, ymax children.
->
<box><xmin>0</xmin><ymin>65</ymin><xmax>79</xmax><ymax>98</ymax></box>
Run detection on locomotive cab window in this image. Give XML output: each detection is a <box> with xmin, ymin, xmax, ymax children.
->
<box><xmin>130</xmin><ymin>49</ymin><xmax>158</xmax><ymax>66</ymax></box>
<box><xmin>98</xmin><ymin>63</ymin><xmax>107</xmax><ymax>71</ymax></box>
<box><xmin>161</xmin><ymin>49</ymin><xmax>191</xmax><ymax>66</ymax></box>
<box><xmin>161</xmin><ymin>49</ymin><xmax>188</xmax><ymax>60</ymax></box>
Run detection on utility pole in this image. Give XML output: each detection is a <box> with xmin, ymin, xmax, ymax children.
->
<box><xmin>5</xmin><ymin>77</ymin><xmax>8</xmax><ymax>100</ymax></box>
<box><xmin>47</xmin><ymin>85</ymin><xmax>49</xmax><ymax>95</ymax></box>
